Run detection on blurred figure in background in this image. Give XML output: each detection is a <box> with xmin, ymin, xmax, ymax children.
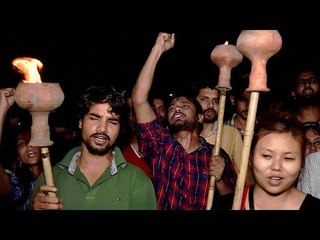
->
<box><xmin>0</xmin><ymin>88</ymin><xmax>43</xmax><ymax>210</ymax></box>
<box><xmin>149</xmin><ymin>92</ymin><xmax>168</xmax><ymax>128</ymax></box>
<box><xmin>121</xmin><ymin>95</ymin><xmax>152</xmax><ymax>178</ymax></box>
<box><xmin>224</xmin><ymin>74</ymin><xmax>250</xmax><ymax>138</ymax></box>
<box><xmin>291</xmin><ymin>68</ymin><xmax>320</xmax><ymax>123</ymax></box>
<box><xmin>297</xmin><ymin>151</ymin><xmax>320</xmax><ymax>199</ymax></box>
<box><xmin>302</xmin><ymin>122</ymin><xmax>320</xmax><ymax>156</ymax></box>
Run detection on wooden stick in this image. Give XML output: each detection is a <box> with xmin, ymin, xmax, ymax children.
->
<box><xmin>41</xmin><ymin>147</ymin><xmax>56</xmax><ymax>197</ymax></box>
<box><xmin>206</xmin><ymin>88</ymin><xmax>227</xmax><ymax>210</ymax></box>
<box><xmin>232</xmin><ymin>92</ymin><xmax>259</xmax><ymax>210</ymax></box>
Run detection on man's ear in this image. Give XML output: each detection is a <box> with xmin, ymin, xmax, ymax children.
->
<box><xmin>291</xmin><ymin>91</ymin><xmax>296</xmax><ymax>100</ymax></box>
<box><xmin>198</xmin><ymin>113</ymin><xmax>204</xmax><ymax>124</ymax></box>
<box><xmin>79</xmin><ymin>119</ymin><xmax>82</xmax><ymax>129</ymax></box>
<box><xmin>230</xmin><ymin>95</ymin><xmax>235</xmax><ymax>106</ymax></box>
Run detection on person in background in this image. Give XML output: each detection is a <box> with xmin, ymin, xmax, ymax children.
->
<box><xmin>224</xmin><ymin>74</ymin><xmax>250</xmax><ymax>138</ymax></box>
<box><xmin>149</xmin><ymin>92</ymin><xmax>168</xmax><ymax>128</ymax></box>
<box><xmin>132</xmin><ymin>32</ymin><xmax>237</xmax><ymax>210</ymax></box>
<box><xmin>194</xmin><ymin>81</ymin><xmax>254</xmax><ymax>184</ymax></box>
<box><xmin>267</xmin><ymin>93</ymin><xmax>293</xmax><ymax>120</ymax></box>
<box><xmin>0</xmin><ymin>88</ymin><xmax>16</xmax><ymax>210</ymax></box>
<box><xmin>297</xmin><ymin>151</ymin><xmax>320</xmax><ymax>200</ymax></box>
<box><xmin>121</xmin><ymin>95</ymin><xmax>152</xmax><ymax>178</ymax></box>
<box><xmin>291</xmin><ymin>68</ymin><xmax>320</xmax><ymax>123</ymax></box>
<box><xmin>0</xmin><ymin>88</ymin><xmax>43</xmax><ymax>210</ymax></box>
<box><xmin>302</xmin><ymin>122</ymin><xmax>320</xmax><ymax>156</ymax></box>
<box><xmin>3</xmin><ymin>128</ymin><xmax>43</xmax><ymax>210</ymax></box>
<box><xmin>31</xmin><ymin>85</ymin><xmax>157</xmax><ymax>210</ymax></box>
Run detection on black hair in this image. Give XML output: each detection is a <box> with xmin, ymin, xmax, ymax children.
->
<box><xmin>252</xmin><ymin>113</ymin><xmax>306</xmax><ymax>167</ymax></box>
<box><xmin>302</xmin><ymin>122</ymin><xmax>320</xmax><ymax>135</ymax></box>
<box><xmin>0</xmin><ymin>125</ymin><xmax>35</xmax><ymax>210</ymax></box>
<box><xmin>166</xmin><ymin>90</ymin><xmax>204</xmax><ymax>134</ymax></box>
<box><xmin>230</xmin><ymin>73</ymin><xmax>249</xmax><ymax>98</ymax></box>
<box><xmin>167</xmin><ymin>93</ymin><xmax>203</xmax><ymax>116</ymax></box>
<box><xmin>77</xmin><ymin>85</ymin><xmax>129</xmax><ymax>148</ymax></box>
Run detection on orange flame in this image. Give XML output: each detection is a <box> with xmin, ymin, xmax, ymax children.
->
<box><xmin>12</xmin><ymin>57</ymin><xmax>43</xmax><ymax>83</ymax></box>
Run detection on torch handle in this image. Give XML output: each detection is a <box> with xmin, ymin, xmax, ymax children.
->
<box><xmin>206</xmin><ymin>175</ymin><xmax>216</xmax><ymax>210</ymax></box>
<box><xmin>232</xmin><ymin>92</ymin><xmax>259</xmax><ymax>210</ymax></box>
<box><xmin>206</xmin><ymin>88</ymin><xmax>227</xmax><ymax>210</ymax></box>
<box><xmin>213</xmin><ymin>89</ymin><xmax>226</xmax><ymax>156</ymax></box>
<box><xmin>41</xmin><ymin>147</ymin><xmax>56</xmax><ymax>197</ymax></box>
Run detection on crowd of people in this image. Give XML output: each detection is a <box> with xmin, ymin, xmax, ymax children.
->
<box><xmin>1</xmin><ymin>32</ymin><xmax>320</xmax><ymax>210</ymax></box>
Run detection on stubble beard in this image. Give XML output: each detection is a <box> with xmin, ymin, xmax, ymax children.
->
<box><xmin>203</xmin><ymin>109</ymin><xmax>217</xmax><ymax>124</ymax></box>
<box><xmin>83</xmin><ymin>137</ymin><xmax>112</xmax><ymax>156</ymax></box>
<box><xmin>169</xmin><ymin>119</ymin><xmax>197</xmax><ymax>133</ymax></box>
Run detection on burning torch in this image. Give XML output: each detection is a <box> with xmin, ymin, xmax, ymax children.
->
<box><xmin>206</xmin><ymin>41</ymin><xmax>243</xmax><ymax>210</ymax></box>
<box><xmin>12</xmin><ymin>57</ymin><xmax>64</xmax><ymax>197</ymax></box>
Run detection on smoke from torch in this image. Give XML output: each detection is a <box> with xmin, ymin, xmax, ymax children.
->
<box><xmin>12</xmin><ymin>57</ymin><xmax>43</xmax><ymax>83</ymax></box>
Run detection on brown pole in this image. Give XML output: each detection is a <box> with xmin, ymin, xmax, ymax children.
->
<box><xmin>231</xmin><ymin>92</ymin><xmax>259</xmax><ymax>209</ymax></box>
<box><xmin>41</xmin><ymin>147</ymin><xmax>56</xmax><ymax>197</ymax></box>
<box><xmin>206</xmin><ymin>88</ymin><xmax>227</xmax><ymax>210</ymax></box>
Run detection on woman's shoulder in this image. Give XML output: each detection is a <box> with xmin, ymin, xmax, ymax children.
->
<box><xmin>300</xmin><ymin>194</ymin><xmax>320</xmax><ymax>210</ymax></box>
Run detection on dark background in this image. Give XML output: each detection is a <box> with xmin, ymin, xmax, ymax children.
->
<box><xmin>0</xmin><ymin>27</ymin><xmax>319</xmax><ymax>105</ymax></box>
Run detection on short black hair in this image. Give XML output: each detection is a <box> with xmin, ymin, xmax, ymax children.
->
<box><xmin>77</xmin><ymin>85</ymin><xmax>129</xmax><ymax>147</ymax></box>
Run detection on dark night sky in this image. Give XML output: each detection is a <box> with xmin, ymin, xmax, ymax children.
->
<box><xmin>0</xmin><ymin>27</ymin><xmax>319</xmax><ymax>105</ymax></box>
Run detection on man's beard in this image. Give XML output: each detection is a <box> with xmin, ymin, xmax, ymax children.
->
<box><xmin>203</xmin><ymin>109</ymin><xmax>217</xmax><ymax>123</ymax></box>
<box><xmin>83</xmin><ymin>136</ymin><xmax>112</xmax><ymax>156</ymax></box>
<box><xmin>296</xmin><ymin>92</ymin><xmax>320</xmax><ymax>107</ymax></box>
<box><xmin>169</xmin><ymin>119</ymin><xmax>197</xmax><ymax>134</ymax></box>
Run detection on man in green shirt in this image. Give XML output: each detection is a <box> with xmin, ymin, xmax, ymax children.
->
<box><xmin>31</xmin><ymin>86</ymin><xmax>157</xmax><ymax>210</ymax></box>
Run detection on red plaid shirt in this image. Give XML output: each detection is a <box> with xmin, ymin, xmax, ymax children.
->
<box><xmin>137</xmin><ymin>119</ymin><xmax>237</xmax><ymax>210</ymax></box>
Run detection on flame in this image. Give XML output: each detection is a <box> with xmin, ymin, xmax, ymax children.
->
<box><xmin>12</xmin><ymin>57</ymin><xmax>43</xmax><ymax>83</ymax></box>
<box><xmin>224</xmin><ymin>41</ymin><xmax>229</xmax><ymax>45</ymax></box>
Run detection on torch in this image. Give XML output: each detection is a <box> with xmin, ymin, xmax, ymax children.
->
<box><xmin>231</xmin><ymin>30</ymin><xmax>282</xmax><ymax>210</ymax></box>
<box><xmin>12</xmin><ymin>57</ymin><xmax>65</xmax><ymax>197</ymax></box>
<box><xmin>206</xmin><ymin>42</ymin><xmax>243</xmax><ymax>210</ymax></box>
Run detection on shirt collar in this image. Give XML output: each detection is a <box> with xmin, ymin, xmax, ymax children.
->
<box><xmin>68</xmin><ymin>151</ymin><xmax>118</xmax><ymax>176</ymax></box>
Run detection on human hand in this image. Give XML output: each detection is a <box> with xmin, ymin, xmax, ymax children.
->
<box><xmin>0</xmin><ymin>88</ymin><xmax>15</xmax><ymax>112</ymax></box>
<box><xmin>155</xmin><ymin>32</ymin><xmax>175</xmax><ymax>54</ymax></box>
<box><xmin>32</xmin><ymin>185</ymin><xmax>63</xmax><ymax>210</ymax></box>
<box><xmin>209</xmin><ymin>155</ymin><xmax>225</xmax><ymax>182</ymax></box>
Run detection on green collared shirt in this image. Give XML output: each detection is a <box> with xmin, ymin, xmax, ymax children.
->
<box><xmin>31</xmin><ymin>146</ymin><xmax>157</xmax><ymax>210</ymax></box>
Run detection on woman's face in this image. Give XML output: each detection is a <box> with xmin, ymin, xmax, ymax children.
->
<box><xmin>252</xmin><ymin>132</ymin><xmax>302</xmax><ymax>196</ymax></box>
<box><xmin>16</xmin><ymin>130</ymin><xmax>41</xmax><ymax>166</ymax></box>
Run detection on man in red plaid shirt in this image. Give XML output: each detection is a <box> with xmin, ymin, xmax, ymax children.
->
<box><xmin>131</xmin><ymin>32</ymin><xmax>237</xmax><ymax>210</ymax></box>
